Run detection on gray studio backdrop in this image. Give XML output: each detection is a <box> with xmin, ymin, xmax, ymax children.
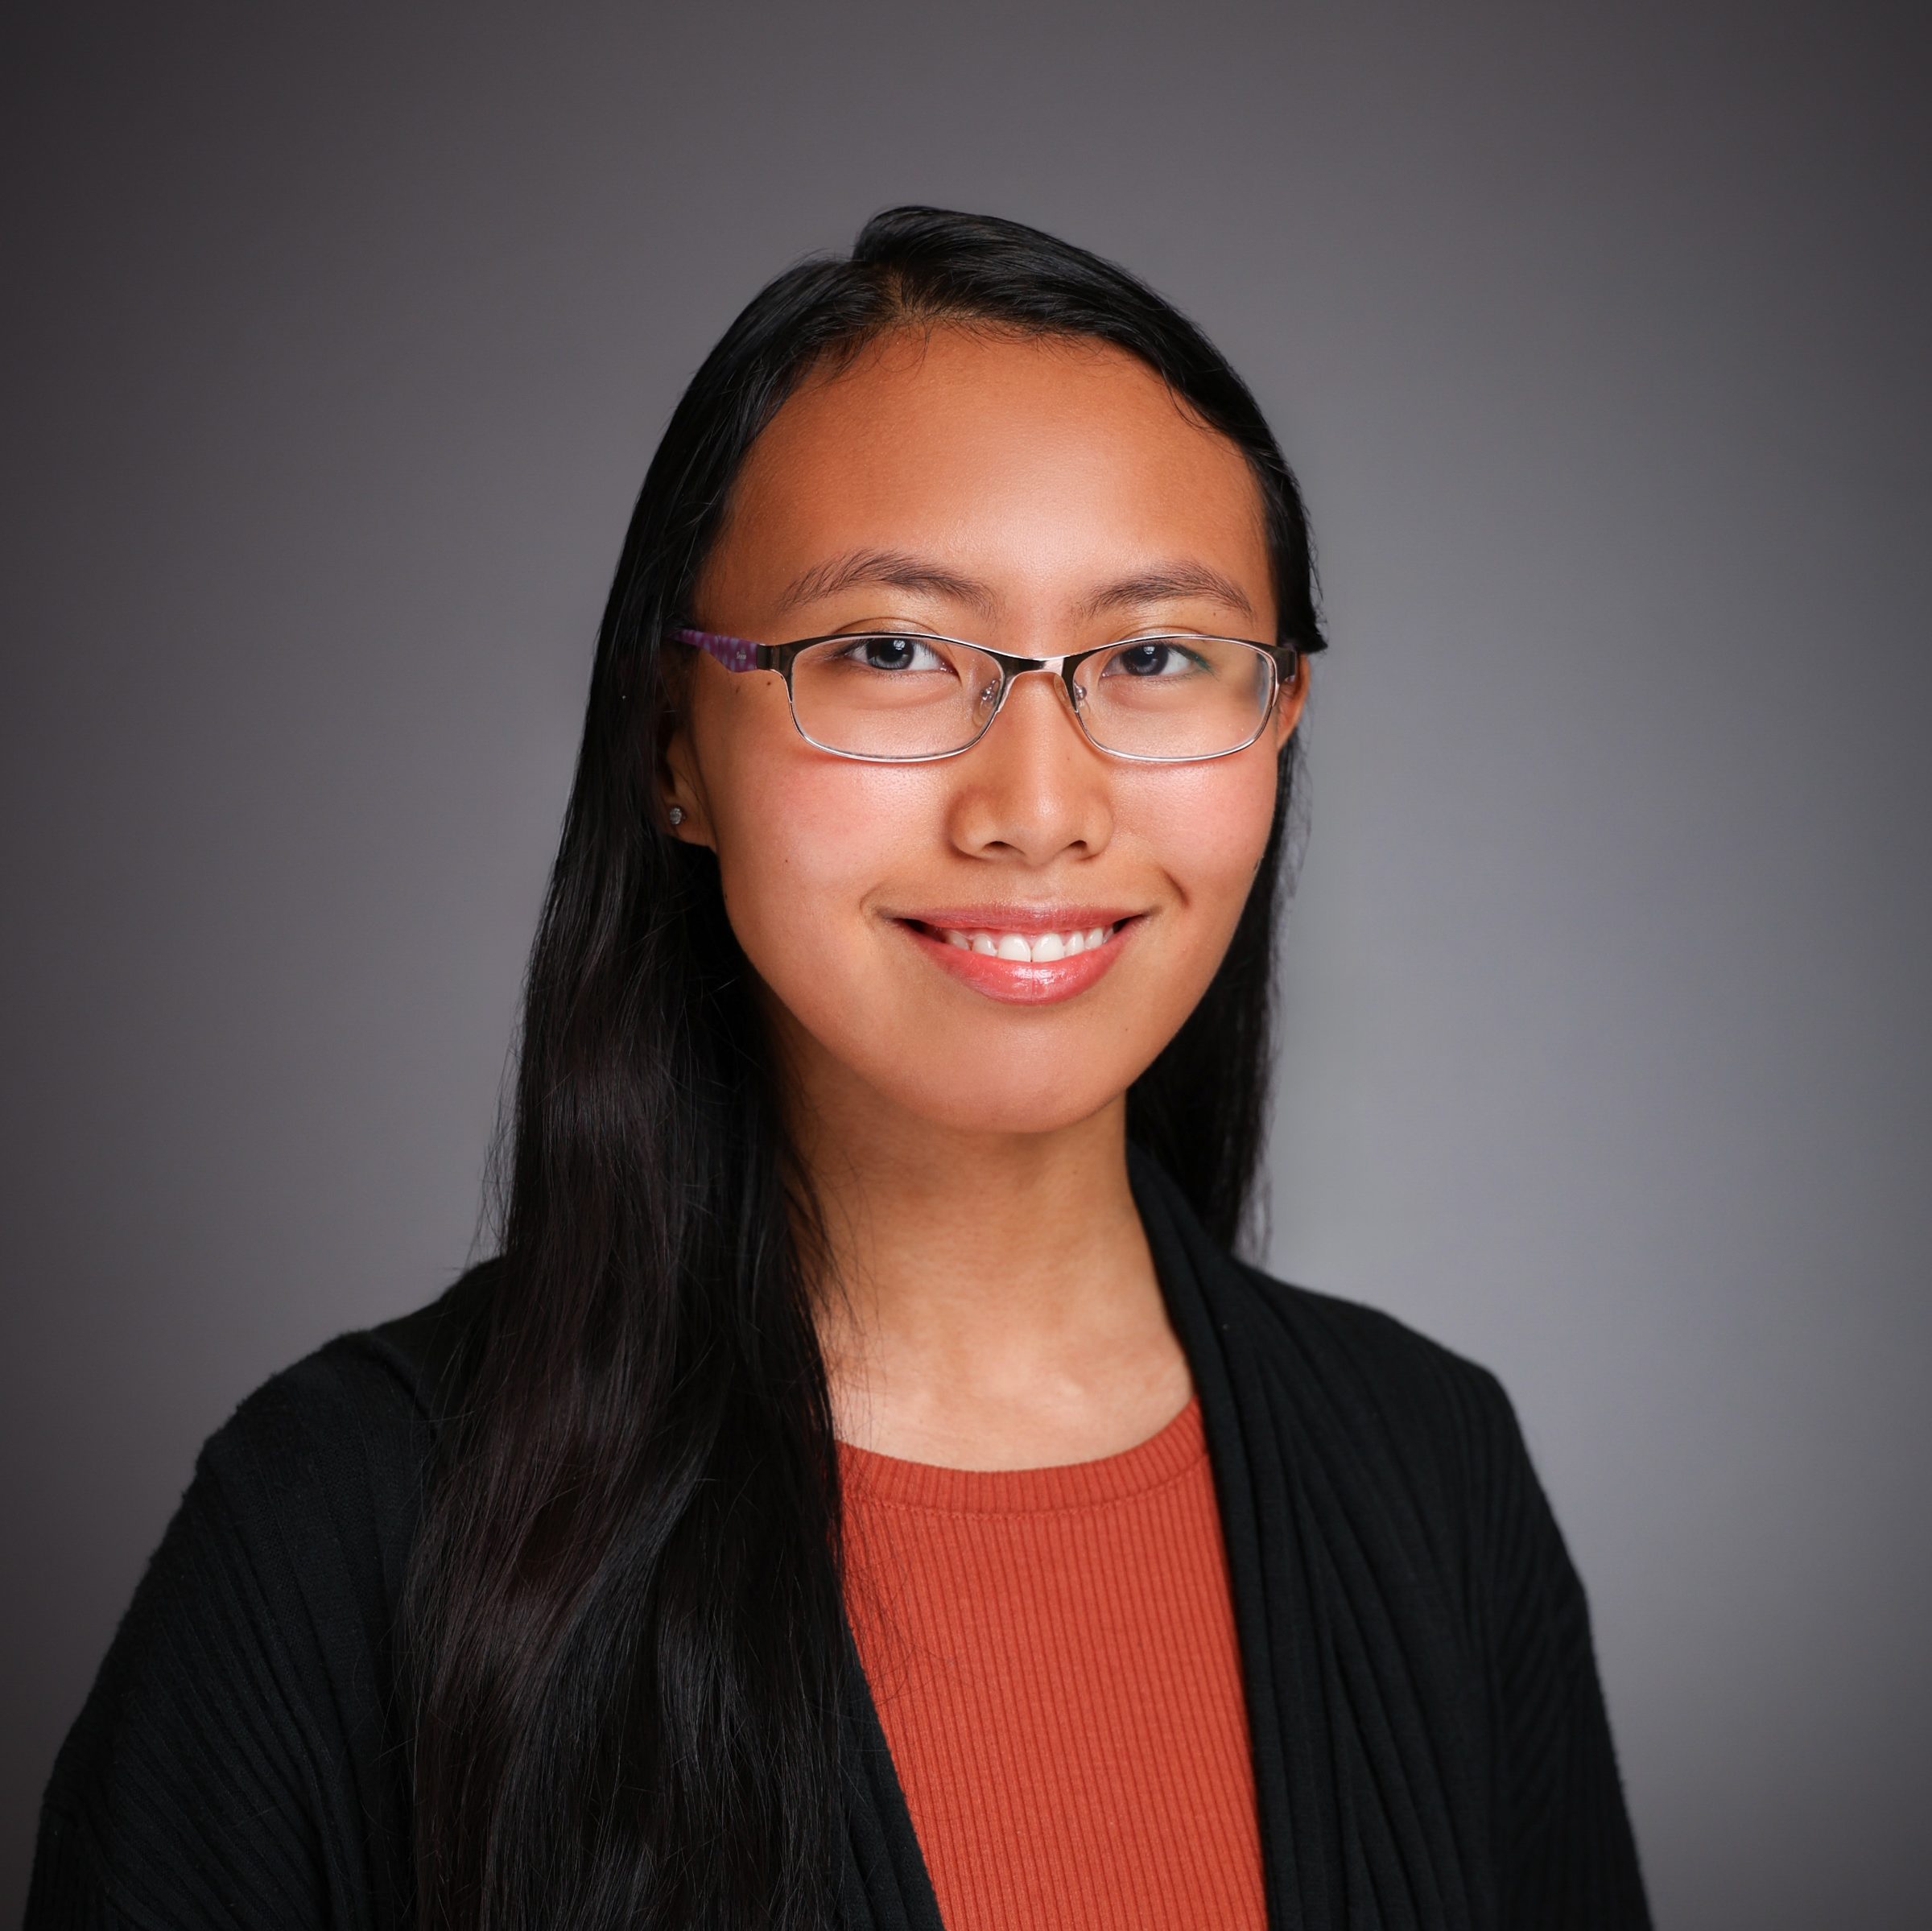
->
<box><xmin>4</xmin><ymin>2</ymin><xmax>1927</xmax><ymax>1923</ymax></box>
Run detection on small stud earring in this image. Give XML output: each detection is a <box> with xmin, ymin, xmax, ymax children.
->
<box><xmin>667</xmin><ymin>805</ymin><xmax>685</xmax><ymax>827</ymax></box>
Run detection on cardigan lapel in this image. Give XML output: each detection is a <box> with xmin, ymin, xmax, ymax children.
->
<box><xmin>1128</xmin><ymin>1147</ymin><xmax>1490</xmax><ymax>1931</ymax></box>
<box><xmin>839</xmin><ymin>1611</ymin><xmax>947</xmax><ymax>1931</ymax></box>
<box><xmin>1125</xmin><ymin>1144</ymin><xmax>1337</xmax><ymax>1929</ymax></box>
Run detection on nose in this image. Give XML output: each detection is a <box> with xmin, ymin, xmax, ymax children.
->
<box><xmin>943</xmin><ymin>667</ymin><xmax>1114</xmax><ymax>867</ymax></box>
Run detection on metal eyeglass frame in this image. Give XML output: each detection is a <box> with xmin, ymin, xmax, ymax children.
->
<box><xmin>668</xmin><ymin>626</ymin><xmax>1302</xmax><ymax>764</ymax></box>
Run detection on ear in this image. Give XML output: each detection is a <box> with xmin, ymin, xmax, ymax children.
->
<box><xmin>655</xmin><ymin>655</ymin><xmax>716</xmax><ymax>848</ymax></box>
<box><xmin>1271</xmin><ymin>652</ymin><xmax>1309</xmax><ymax>749</ymax></box>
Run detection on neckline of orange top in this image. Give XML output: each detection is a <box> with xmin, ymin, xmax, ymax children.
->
<box><xmin>835</xmin><ymin>1390</ymin><xmax>1206</xmax><ymax>1515</ymax></box>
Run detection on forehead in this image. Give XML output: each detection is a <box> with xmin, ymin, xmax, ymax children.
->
<box><xmin>704</xmin><ymin>326</ymin><xmax>1272</xmax><ymax>621</ymax></box>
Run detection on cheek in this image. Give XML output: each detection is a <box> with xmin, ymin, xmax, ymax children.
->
<box><xmin>704</xmin><ymin>728</ymin><xmax>928</xmax><ymax>981</ymax></box>
<box><xmin>1118</xmin><ymin>748</ymin><xmax>1282</xmax><ymax>946</ymax></box>
<box><xmin>1094</xmin><ymin>754</ymin><xmax>1281</xmax><ymax>1104</ymax></box>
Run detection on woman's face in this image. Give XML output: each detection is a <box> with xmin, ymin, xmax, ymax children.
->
<box><xmin>666</xmin><ymin>326</ymin><xmax>1305</xmax><ymax>1139</ymax></box>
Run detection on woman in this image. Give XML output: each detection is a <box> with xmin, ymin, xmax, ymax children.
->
<box><xmin>28</xmin><ymin>208</ymin><xmax>1650</xmax><ymax>1930</ymax></box>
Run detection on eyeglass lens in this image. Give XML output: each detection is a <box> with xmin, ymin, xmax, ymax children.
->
<box><xmin>788</xmin><ymin>634</ymin><xmax>1277</xmax><ymax>760</ymax></box>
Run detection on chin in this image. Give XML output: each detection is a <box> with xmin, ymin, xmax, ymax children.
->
<box><xmin>865</xmin><ymin>1054</ymin><xmax>1140</xmax><ymax>1138</ymax></box>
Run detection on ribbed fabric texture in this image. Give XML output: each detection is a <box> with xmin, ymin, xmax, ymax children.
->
<box><xmin>839</xmin><ymin>1393</ymin><xmax>1266</xmax><ymax>1931</ymax></box>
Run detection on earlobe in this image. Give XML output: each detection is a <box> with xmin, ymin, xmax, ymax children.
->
<box><xmin>658</xmin><ymin>778</ymin><xmax>713</xmax><ymax>848</ymax></box>
<box><xmin>658</xmin><ymin>703</ymin><xmax>706</xmax><ymax>843</ymax></box>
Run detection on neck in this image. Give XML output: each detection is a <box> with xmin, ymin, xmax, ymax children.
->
<box><xmin>778</xmin><ymin>1017</ymin><xmax>1191</xmax><ymax>1467</ymax></box>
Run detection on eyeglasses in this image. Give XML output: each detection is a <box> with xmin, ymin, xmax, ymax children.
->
<box><xmin>668</xmin><ymin>627</ymin><xmax>1299</xmax><ymax>764</ymax></box>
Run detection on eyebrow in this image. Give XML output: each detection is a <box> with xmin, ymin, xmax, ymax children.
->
<box><xmin>776</xmin><ymin>547</ymin><xmax>997</xmax><ymax>618</ymax></box>
<box><xmin>1079</xmin><ymin>563</ymin><xmax>1255</xmax><ymax>622</ymax></box>
<box><xmin>777</xmin><ymin>548</ymin><xmax>1256</xmax><ymax>625</ymax></box>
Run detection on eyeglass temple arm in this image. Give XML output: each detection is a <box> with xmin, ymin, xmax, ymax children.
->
<box><xmin>671</xmin><ymin>627</ymin><xmax>775</xmax><ymax>673</ymax></box>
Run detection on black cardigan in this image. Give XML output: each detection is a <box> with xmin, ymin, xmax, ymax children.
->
<box><xmin>27</xmin><ymin>1148</ymin><xmax>1651</xmax><ymax>1929</ymax></box>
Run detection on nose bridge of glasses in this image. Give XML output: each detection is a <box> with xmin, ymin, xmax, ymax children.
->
<box><xmin>978</xmin><ymin>654</ymin><xmax>1096</xmax><ymax>752</ymax></box>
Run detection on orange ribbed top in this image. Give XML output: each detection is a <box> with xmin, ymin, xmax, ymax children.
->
<box><xmin>837</xmin><ymin>1394</ymin><xmax>1266</xmax><ymax>1930</ymax></box>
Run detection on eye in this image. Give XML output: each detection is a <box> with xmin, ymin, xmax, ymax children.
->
<box><xmin>834</xmin><ymin>633</ymin><xmax>952</xmax><ymax>673</ymax></box>
<box><xmin>1102</xmin><ymin>637</ymin><xmax>1209</xmax><ymax>679</ymax></box>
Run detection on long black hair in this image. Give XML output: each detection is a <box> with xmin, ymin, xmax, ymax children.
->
<box><xmin>402</xmin><ymin>206</ymin><xmax>1328</xmax><ymax>1931</ymax></box>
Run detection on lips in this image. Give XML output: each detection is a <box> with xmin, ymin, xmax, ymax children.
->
<box><xmin>894</xmin><ymin>908</ymin><xmax>1142</xmax><ymax>1005</ymax></box>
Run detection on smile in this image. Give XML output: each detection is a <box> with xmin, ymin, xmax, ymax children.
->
<box><xmin>936</xmin><ymin>924</ymin><xmax>1115</xmax><ymax>961</ymax></box>
<box><xmin>894</xmin><ymin>910</ymin><xmax>1141</xmax><ymax>1006</ymax></box>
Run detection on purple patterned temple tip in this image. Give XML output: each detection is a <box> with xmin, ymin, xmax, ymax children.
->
<box><xmin>673</xmin><ymin>627</ymin><xmax>761</xmax><ymax>672</ymax></box>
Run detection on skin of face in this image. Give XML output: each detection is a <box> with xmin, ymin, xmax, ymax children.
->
<box><xmin>664</xmin><ymin>325</ymin><xmax>1307</xmax><ymax>1150</ymax></box>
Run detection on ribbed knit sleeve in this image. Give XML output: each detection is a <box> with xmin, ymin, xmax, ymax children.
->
<box><xmin>1462</xmin><ymin>1366</ymin><xmax>1650</xmax><ymax>1930</ymax></box>
<box><xmin>24</xmin><ymin>1339</ymin><xmax>430</xmax><ymax>1931</ymax></box>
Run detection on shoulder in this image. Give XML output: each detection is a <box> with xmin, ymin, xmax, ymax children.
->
<box><xmin>54</xmin><ymin>1260</ymin><xmax>496</xmax><ymax>1717</ymax></box>
<box><xmin>1131</xmin><ymin>1145</ymin><xmax>1534</xmax><ymax>1529</ymax></box>
<box><xmin>210</xmin><ymin>1252</ymin><xmax>493</xmax><ymax>1450</ymax></box>
<box><xmin>1224</xmin><ymin>1254</ymin><xmax>1522</xmax><ymax>1454</ymax></box>
<box><xmin>184</xmin><ymin>1260</ymin><xmax>493</xmax><ymax>1585</ymax></box>
<box><xmin>1211</xmin><ymin>1256</ymin><xmax>1553</xmax><ymax>1574</ymax></box>
<box><xmin>30</xmin><ymin>1265</ymin><xmax>499</xmax><ymax>1925</ymax></box>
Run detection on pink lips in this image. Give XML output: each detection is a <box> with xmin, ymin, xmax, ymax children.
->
<box><xmin>894</xmin><ymin>908</ymin><xmax>1142</xmax><ymax>1006</ymax></box>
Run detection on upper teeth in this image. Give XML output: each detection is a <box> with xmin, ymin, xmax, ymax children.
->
<box><xmin>939</xmin><ymin>925</ymin><xmax>1114</xmax><ymax>961</ymax></box>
